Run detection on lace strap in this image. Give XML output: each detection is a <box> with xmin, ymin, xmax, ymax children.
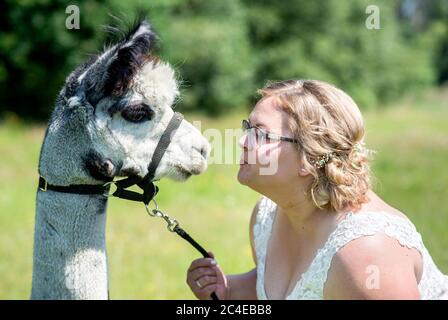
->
<box><xmin>253</xmin><ymin>197</ymin><xmax>276</xmax><ymax>251</ymax></box>
<box><xmin>252</xmin><ymin>197</ymin><xmax>277</xmax><ymax>299</ymax></box>
<box><xmin>296</xmin><ymin>211</ymin><xmax>425</xmax><ymax>298</ymax></box>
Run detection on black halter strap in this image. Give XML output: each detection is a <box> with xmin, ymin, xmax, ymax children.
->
<box><xmin>107</xmin><ymin>112</ymin><xmax>184</xmax><ymax>205</ymax></box>
<box><xmin>38</xmin><ymin>112</ymin><xmax>183</xmax><ymax>205</ymax></box>
<box><xmin>38</xmin><ymin>176</ymin><xmax>109</xmax><ymax>195</ymax></box>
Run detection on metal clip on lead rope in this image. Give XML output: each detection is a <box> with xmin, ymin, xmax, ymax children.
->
<box><xmin>144</xmin><ymin>199</ymin><xmax>219</xmax><ymax>300</ymax></box>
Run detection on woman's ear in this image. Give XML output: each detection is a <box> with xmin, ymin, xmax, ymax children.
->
<box><xmin>298</xmin><ymin>153</ymin><xmax>310</xmax><ymax>177</ymax></box>
<box><xmin>298</xmin><ymin>166</ymin><xmax>308</xmax><ymax>177</ymax></box>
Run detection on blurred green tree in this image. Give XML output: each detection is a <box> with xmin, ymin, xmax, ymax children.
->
<box><xmin>151</xmin><ymin>0</ymin><xmax>255</xmax><ymax>114</ymax></box>
<box><xmin>0</xmin><ymin>0</ymin><xmax>110</xmax><ymax>119</ymax></box>
<box><xmin>242</xmin><ymin>0</ymin><xmax>437</xmax><ymax>108</ymax></box>
<box><xmin>0</xmin><ymin>0</ymin><xmax>255</xmax><ymax>118</ymax></box>
<box><xmin>0</xmin><ymin>0</ymin><xmax>445</xmax><ymax>119</ymax></box>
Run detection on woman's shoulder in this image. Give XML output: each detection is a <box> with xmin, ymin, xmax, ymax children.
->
<box><xmin>344</xmin><ymin>193</ymin><xmax>422</xmax><ymax>243</ymax></box>
<box><xmin>331</xmin><ymin>228</ymin><xmax>422</xmax><ymax>267</ymax></box>
<box><xmin>324</xmin><ymin>229</ymin><xmax>422</xmax><ymax>299</ymax></box>
<box><xmin>322</xmin><ymin>195</ymin><xmax>425</xmax><ymax>298</ymax></box>
<box><xmin>357</xmin><ymin>190</ymin><xmax>410</xmax><ymax>221</ymax></box>
<box><xmin>335</xmin><ymin>207</ymin><xmax>423</xmax><ymax>254</ymax></box>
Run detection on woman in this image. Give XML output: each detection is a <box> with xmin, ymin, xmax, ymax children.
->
<box><xmin>186</xmin><ymin>79</ymin><xmax>448</xmax><ymax>300</ymax></box>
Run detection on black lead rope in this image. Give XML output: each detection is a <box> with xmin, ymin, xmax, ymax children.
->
<box><xmin>38</xmin><ymin>112</ymin><xmax>219</xmax><ymax>300</ymax></box>
<box><xmin>173</xmin><ymin>226</ymin><xmax>220</xmax><ymax>300</ymax></box>
<box><xmin>147</xmin><ymin>203</ymin><xmax>219</xmax><ymax>300</ymax></box>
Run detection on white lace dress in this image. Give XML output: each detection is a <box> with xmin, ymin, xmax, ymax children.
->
<box><xmin>253</xmin><ymin>196</ymin><xmax>448</xmax><ymax>300</ymax></box>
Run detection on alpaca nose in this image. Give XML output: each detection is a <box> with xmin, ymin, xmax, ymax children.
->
<box><xmin>197</xmin><ymin>141</ymin><xmax>210</xmax><ymax>160</ymax></box>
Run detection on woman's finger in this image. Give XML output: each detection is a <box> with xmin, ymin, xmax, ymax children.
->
<box><xmin>186</xmin><ymin>268</ymin><xmax>216</xmax><ymax>288</ymax></box>
<box><xmin>199</xmin><ymin>283</ymin><xmax>218</xmax><ymax>299</ymax></box>
<box><xmin>195</xmin><ymin>275</ymin><xmax>217</xmax><ymax>289</ymax></box>
<box><xmin>189</xmin><ymin>267</ymin><xmax>216</xmax><ymax>281</ymax></box>
<box><xmin>188</xmin><ymin>257</ymin><xmax>217</xmax><ymax>272</ymax></box>
<box><xmin>213</xmin><ymin>265</ymin><xmax>227</xmax><ymax>286</ymax></box>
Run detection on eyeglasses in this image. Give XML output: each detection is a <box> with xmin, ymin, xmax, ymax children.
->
<box><xmin>242</xmin><ymin>119</ymin><xmax>298</xmax><ymax>145</ymax></box>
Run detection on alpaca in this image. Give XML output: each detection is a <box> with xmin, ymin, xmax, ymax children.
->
<box><xmin>31</xmin><ymin>20</ymin><xmax>210</xmax><ymax>299</ymax></box>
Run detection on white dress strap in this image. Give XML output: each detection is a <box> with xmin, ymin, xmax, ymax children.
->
<box><xmin>253</xmin><ymin>196</ymin><xmax>276</xmax><ymax>300</ymax></box>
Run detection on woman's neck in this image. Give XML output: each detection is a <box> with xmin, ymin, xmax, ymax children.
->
<box><xmin>267</xmin><ymin>189</ymin><xmax>344</xmax><ymax>240</ymax></box>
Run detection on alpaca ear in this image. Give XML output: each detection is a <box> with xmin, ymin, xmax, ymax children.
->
<box><xmin>83</xmin><ymin>149</ymin><xmax>121</xmax><ymax>181</ymax></box>
<box><xmin>103</xmin><ymin>20</ymin><xmax>157</xmax><ymax>96</ymax></box>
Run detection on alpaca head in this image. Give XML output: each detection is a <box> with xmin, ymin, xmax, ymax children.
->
<box><xmin>43</xmin><ymin>20</ymin><xmax>210</xmax><ymax>184</ymax></box>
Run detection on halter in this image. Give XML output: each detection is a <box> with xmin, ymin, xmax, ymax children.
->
<box><xmin>38</xmin><ymin>111</ymin><xmax>218</xmax><ymax>300</ymax></box>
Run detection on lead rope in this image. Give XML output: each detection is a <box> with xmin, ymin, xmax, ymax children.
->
<box><xmin>145</xmin><ymin>199</ymin><xmax>219</xmax><ymax>301</ymax></box>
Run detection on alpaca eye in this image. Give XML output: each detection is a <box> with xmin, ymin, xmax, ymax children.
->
<box><xmin>121</xmin><ymin>104</ymin><xmax>154</xmax><ymax>123</ymax></box>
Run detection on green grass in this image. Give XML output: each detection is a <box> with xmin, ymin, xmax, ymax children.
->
<box><xmin>0</xmin><ymin>91</ymin><xmax>447</xmax><ymax>299</ymax></box>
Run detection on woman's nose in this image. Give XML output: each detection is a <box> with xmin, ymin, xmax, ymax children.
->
<box><xmin>239</xmin><ymin>133</ymin><xmax>251</xmax><ymax>150</ymax></box>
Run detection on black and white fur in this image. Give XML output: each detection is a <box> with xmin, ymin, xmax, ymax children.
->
<box><xmin>31</xmin><ymin>20</ymin><xmax>210</xmax><ymax>299</ymax></box>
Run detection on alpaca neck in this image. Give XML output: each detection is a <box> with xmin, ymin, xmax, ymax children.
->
<box><xmin>31</xmin><ymin>189</ymin><xmax>109</xmax><ymax>299</ymax></box>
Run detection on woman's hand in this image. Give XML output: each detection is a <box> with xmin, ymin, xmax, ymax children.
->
<box><xmin>186</xmin><ymin>252</ymin><xmax>228</xmax><ymax>300</ymax></box>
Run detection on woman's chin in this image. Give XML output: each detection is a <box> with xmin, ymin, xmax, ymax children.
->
<box><xmin>237</xmin><ymin>165</ymin><xmax>251</xmax><ymax>185</ymax></box>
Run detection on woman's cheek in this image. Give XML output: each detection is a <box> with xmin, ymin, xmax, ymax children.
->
<box><xmin>257</xmin><ymin>145</ymin><xmax>281</xmax><ymax>176</ymax></box>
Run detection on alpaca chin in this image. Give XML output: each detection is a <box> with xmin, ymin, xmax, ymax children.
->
<box><xmin>162</xmin><ymin>163</ymin><xmax>205</xmax><ymax>182</ymax></box>
<box><xmin>173</xmin><ymin>169</ymin><xmax>193</xmax><ymax>181</ymax></box>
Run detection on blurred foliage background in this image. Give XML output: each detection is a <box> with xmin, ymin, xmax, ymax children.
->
<box><xmin>0</xmin><ymin>0</ymin><xmax>447</xmax><ymax>299</ymax></box>
<box><xmin>0</xmin><ymin>0</ymin><xmax>447</xmax><ymax>118</ymax></box>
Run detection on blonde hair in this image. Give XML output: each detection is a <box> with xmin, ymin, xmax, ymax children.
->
<box><xmin>259</xmin><ymin>79</ymin><xmax>373</xmax><ymax>213</ymax></box>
